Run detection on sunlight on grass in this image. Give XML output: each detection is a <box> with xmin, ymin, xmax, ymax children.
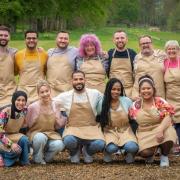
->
<box><xmin>9</xmin><ymin>27</ymin><xmax>180</xmax><ymax>52</ymax></box>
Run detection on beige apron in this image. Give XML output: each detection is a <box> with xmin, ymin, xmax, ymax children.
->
<box><xmin>164</xmin><ymin>59</ymin><xmax>180</xmax><ymax>123</ymax></box>
<box><xmin>109</xmin><ymin>49</ymin><xmax>133</xmax><ymax>98</ymax></box>
<box><xmin>47</xmin><ymin>54</ymin><xmax>73</xmax><ymax>97</ymax></box>
<box><xmin>63</xmin><ymin>92</ymin><xmax>104</xmax><ymax>140</ymax></box>
<box><xmin>0</xmin><ymin>114</ymin><xmax>25</xmax><ymax>152</ymax></box>
<box><xmin>80</xmin><ymin>58</ymin><xmax>106</xmax><ymax>93</ymax></box>
<box><xmin>104</xmin><ymin>105</ymin><xmax>137</xmax><ymax>146</ymax></box>
<box><xmin>18</xmin><ymin>50</ymin><xmax>44</xmax><ymax>103</ymax></box>
<box><xmin>0</xmin><ymin>53</ymin><xmax>16</xmax><ymax>107</ymax></box>
<box><xmin>27</xmin><ymin>108</ymin><xmax>61</xmax><ymax>141</ymax></box>
<box><xmin>136</xmin><ymin>105</ymin><xmax>177</xmax><ymax>152</ymax></box>
<box><xmin>132</xmin><ymin>51</ymin><xmax>165</xmax><ymax>99</ymax></box>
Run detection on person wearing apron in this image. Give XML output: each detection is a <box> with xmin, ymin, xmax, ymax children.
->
<box><xmin>53</xmin><ymin>71</ymin><xmax>105</xmax><ymax>163</ymax></box>
<box><xmin>26</xmin><ymin>80</ymin><xmax>66</xmax><ymax>165</ymax></box>
<box><xmin>100</xmin><ymin>78</ymin><xmax>138</xmax><ymax>163</ymax></box>
<box><xmin>15</xmin><ymin>30</ymin><xmax>47</xmax><ymax>103</ymax></box>
<box><xmin>132</xmin><ymin>35</ymin><xmax>166</xmax><ymax>100</ymax></box>
<box><xmin>129</xmin><ymin>75</ymin><xmax>177</xmax><ymax>167</ymax></box>
<box><xmin>0</xmin><ymin>91</ymin><xmax>30</xmax><ymax>167</ymax></box>
<box><xmin>47</xmin><ymin>31</ymin><xmax>78</xmax><ymax>97</ymax></box>
<box><xmin>164</xmin><ymin>40</ymin><xmax>180</xmax><ymax>155</ymax></box>
<box><xmin>0</xmin><ymin>25</ymin><xmax>17</xmax><ymax>108</ymax></box>
<box><xmin>108</xmin><ymin>30</ymin><xmax>137</xmax><ymax>98</ymax></box>
<box><xmin>75</xmin><ymin>34</ymin><xmax>108</xmax><ymax>93</ymax></box>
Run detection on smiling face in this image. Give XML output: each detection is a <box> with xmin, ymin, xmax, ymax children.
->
<box><xmin>56</xmin><ymin>32</ymin><xmax>69</xmax><ymax>49</ymax></box>
<box><xmin>113</xmin><ymin>32</ymin><xmax>128</xmax><ymax>51</ymax></box>
<box><xmin>0</xmin><ymin>30</ymin><xmax>10</xmax><ymax>47</ymax></box>
<box><xmin>38</xmin><ymin>85</ymin><xmax>51</xmax><ymax>103</ymax></box>
<box><xmin>139</xmin><ymin>36</ymin><xmax>153</xmax><ymax>56</ymax></box>
<box><xmin>72</xmin><ymin>73</ymin><xmax>85</xmax><ymax>92</ymax></box>
<box><xmin>84</xmin><ymin>42</ymin><xmax>96</xmax><ymax>57</ymax></box>
<box><xmin>111</xmin><ymin>82</ymin><xmax>122</xmax><ymax>101</ymax></box>
<box><xmin>139</xmin><ymin>81</ymin><xmax>154</xmax><ymax>100</ymax></box>
<box><xmin>15</xmin><ymin>96</ymin><xmax>26</xmax><ymax>110</ymax></box>
<box><xmin>25</xmin><ymin>32</ymin><xmax>38</xmax><ymax>50</ymax></box>
<box><xmin>166</xmin><ymin>45</ymin><xmax>179</xmax><ymax>60</ymax></box>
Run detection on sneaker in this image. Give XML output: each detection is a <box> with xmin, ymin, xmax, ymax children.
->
<box><xmin>70</xmin><ymin>149</ymin><xmax>80</xmax><ymax>163</ymax></box>
<box><xmin>145</xmin><ymin>156</ymin><xmax>154</xmax><ymax>164</ymax></box>
<box><xmin>160</xmin><ymin>155</ymin><xmax>169</xmax><ymax>167</ymax></box>
<box><xmin>82</xmin><ymin>146</ymin><xmax>93</xmax><ymax>163</ymax></box>
<box><xmin>103</xmin><ymin>152</ymin><xmax>112</xmax><ymax>163</ymax></box>
<box><xmin>125</xmin><ymin>153</ymin><xmax>135</xmax><ymax>164</ymax></box>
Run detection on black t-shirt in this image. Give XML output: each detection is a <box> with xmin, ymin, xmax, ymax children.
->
<box><xmin>107</xmin><ymin>48</ymin><xmax>137</xmax><ymax>77</ymax></box>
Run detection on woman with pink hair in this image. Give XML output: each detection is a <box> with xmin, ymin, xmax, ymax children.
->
<box><xmin>75</xmin><ymin>34</ymin><xmax>108</xmax><ymax>93</ymax></box>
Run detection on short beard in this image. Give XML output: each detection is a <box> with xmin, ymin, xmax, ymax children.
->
<box><xmin>0</xmin><ymin>41</ymin><xmax>8</xmax><ymax>47</ymax></box>
<box><xmin>73</xmin><ymin>84</ymin><xmax>85</xmax><ymax>92</ymax></box>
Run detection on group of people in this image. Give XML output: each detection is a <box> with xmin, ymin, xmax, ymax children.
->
<box><xmin>0</xmin><ymin>24</ymin><xmax>179</xmax><ymax>168</ymax></box>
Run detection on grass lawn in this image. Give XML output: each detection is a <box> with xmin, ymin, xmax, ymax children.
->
<box><xmin>9</xmin><ymin>26</ymin><xmax>180</xmax><ymax>52</ymax></box>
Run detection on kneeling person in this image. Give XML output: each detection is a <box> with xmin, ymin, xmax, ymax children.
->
<box><xmin>54</xmin><ymin>71</ymin><xmax>105</xmax><ymax>163</ymax></box>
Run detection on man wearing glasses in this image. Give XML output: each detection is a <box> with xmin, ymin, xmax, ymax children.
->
<box><xmin>15</xmin><ymin>30</ymin><xmax>48</xmax><ymax>103</ymax></box>
<box><xmin>132</xmin><ymin>35</ymin><xmax>166</xmax><ymax>100</ymax></box>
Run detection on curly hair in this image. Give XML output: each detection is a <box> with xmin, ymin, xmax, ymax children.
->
<box><xmin>78</xmin><ymin>34</ymin><xmax>102</xmax><ymax>57</ymax></box>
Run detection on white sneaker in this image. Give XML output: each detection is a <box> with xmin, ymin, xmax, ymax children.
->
<box><xmin>103</xmin><ymin>152</ymin><xmax>112</xmax><ymax>163</ymax></box>
<box><xmin>160</xmin><ymin>155</ymin><xmax>169</xmax><ymax>167</ymax></box>
<box><xmin>70</xmin><ymin>149</ymin><xmax>80</xmax><ymax>163</ymax></box>
<box><xmin>145</xmin><ymin>156</ymin><xmax>154</xmax><ymax>164</ymax></box>
<box><xmin>125</xmin><ymin>153</ymin><xmax>135</xmax><ymax>164</ymax></box>
<box><xmin>82</xmin><ymin>146</ymin><xmax>93</xmax><ymax>163</ymax></box>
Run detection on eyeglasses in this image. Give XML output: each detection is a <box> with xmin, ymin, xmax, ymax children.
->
<box><xmin>140</xmin><ymin>41</ymin><xmax>152</xmax><ymax>46</ymax></box>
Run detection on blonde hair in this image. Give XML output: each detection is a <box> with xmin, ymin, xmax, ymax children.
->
<box><xmin>165</xmin><ymin>40</ymin><xmax>180</xmax><ymax>51</ymax></box>
<box><xmin>36</xmin><ymin>80</ymin><xmax>51</xmax><ymax>93</ymax></box>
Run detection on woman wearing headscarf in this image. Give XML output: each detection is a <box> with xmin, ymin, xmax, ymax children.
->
<box><xmin>164</xmin><ymin>40</ymin><xmax>180</xmax><ymax>155</ymax></box>
<box><xmin>100</xmin><ymin>78</ymin><xmax>138</xmax><ymax>163</ymax></box>
<box><xmin>0</xmin><ymin>91</ymin><xmax>30</xmax><ymax>167</ymax></box>
<box><xmin>75</xmin><ymin>34</ymin><xmax>108</xmax><ymax>93</ymax></box>
<box><xmin>26</xmin><ymin>80</ymin><xmax>66</xmax><ymax>164</ymax></box>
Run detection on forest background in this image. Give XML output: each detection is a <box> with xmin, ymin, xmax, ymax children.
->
<box><xmin>0</xmin><ymin>0</ymin><xmax>180</xmax><ymax>50</ymax></box>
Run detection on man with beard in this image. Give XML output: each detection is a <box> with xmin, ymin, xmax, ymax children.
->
<box><xmin>53</xmin><ymin>70</ymin><xmax>105</xmax><ymax>163</ymax></box>
<box><xmin>107</xmin><ymin>30</ymin><xmax>137</xmax><ymax>98</ymax></box>
<box><xmin>46</xmin><ymin>31</ymin><xmax>78</xmax><ymax>97</ymax></box>
<box><xmin>15</xmin><ymin>30</ymin><xmax>47</xmax><ymax>103</ymax></box>
<box><xmin>0</xmin><ymin>25</ymin><xmax>17</xmax><ymax>107</ymax></box>
<box><xmin>132</xmin><ymin>35</ymin><xmax>166</xmax><ymax>99</ymax></box>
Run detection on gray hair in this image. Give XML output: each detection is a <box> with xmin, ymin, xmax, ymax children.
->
<box><xmin>165</xmin><ymin>40</ymin><xmax>180</xmax><ymax>51</ymax></box>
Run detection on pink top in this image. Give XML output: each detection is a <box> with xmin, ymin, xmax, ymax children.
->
<box><xmin>163</xmin><ymin>58</ymin><xmax>180</xmax><ymax>72</ymax></box>
<box><xmin>26</xmin><ymin>101</ymin><xmax>67</xmax><ymax>129</ymax></box>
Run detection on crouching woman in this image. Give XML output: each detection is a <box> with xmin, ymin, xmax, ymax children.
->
<box><xmin>26</xmin><ymin>80</ymin><xmax>66</xmax><ymax>164</ymax></box>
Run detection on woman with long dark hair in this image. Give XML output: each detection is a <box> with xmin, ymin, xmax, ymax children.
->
<box><xmin>100</xmin><ymin>78</ymin><xmax>138</xmax><ymax>163</ymax></box>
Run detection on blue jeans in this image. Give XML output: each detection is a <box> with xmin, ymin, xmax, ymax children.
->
<box><xmin>105</xmin><ymin>141</ymin><xmax>139</xmax><ymax>154</ymax></box>
<box><xmin>32</xmin><ymin>132</ymin><xmax>65</xmax><ymax>163</ymax></box>
<box><xmin>175</xmin><ymin>123</ymin><xmax>180</xmax><ymax>144</ymax></box>
<box><xmin>63</xmin><ymin>135</ymin><xmax>105</xmax><ymax>156</ymax></box>
<box><xmin>0</xmin><ymin>135</ymin><xmax>30</xmax><ymax>167</ymax></box>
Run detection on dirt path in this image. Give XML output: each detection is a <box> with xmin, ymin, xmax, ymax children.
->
<box><xmin>0</xmin><ymin>152</ymin><xmax>180</xmax><ymax>180</ymax></box>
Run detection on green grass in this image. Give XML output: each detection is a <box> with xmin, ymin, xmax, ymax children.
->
<box><xmin>9</xmin><ymin>26</ymin><xmax>180</xmax><ymax>52</ymax></box>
